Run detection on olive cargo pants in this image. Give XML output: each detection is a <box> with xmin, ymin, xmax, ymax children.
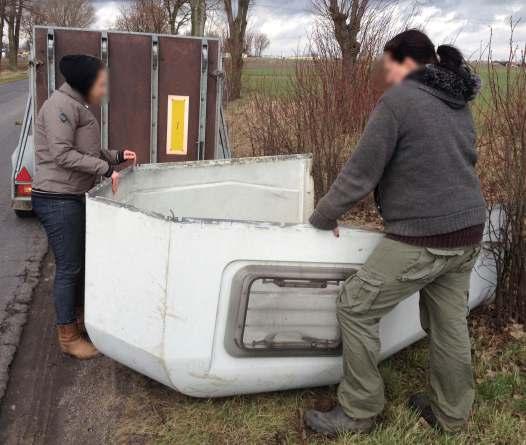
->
<box><xmin>337</xmin><ymin>238</ymin><xmax>480</xmax><ymax>432</ymax></box>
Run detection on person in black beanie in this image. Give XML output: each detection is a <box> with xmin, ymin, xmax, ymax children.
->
<box><xmin>59</xmin><ymin>54</ymin><xmax>104</xmax><ymax>97</ymax></box>
<box><xmin>31</xmin><ymin>54</ymin><xmax>137</xmax><ymax>360</ymax></box>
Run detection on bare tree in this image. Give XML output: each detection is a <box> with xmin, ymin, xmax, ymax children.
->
<box><xmin>115</xmin><ymin>0</ymin><xmax>167</xmax><ymax>33</ymax></box>
<box><xmin>189</xmin><ymin>0</ymin><xmax>221</xmax><ymax>36</ymax></box>
<box><xmin>0</xmin><ymin>0</ymin><xmax>6</xmax><ymax>70</ymax></box>
<box><xmin>190</xmin><ymin>0</ymin><xmax>205</xmax><ymax>35</ymax></box>
<box><xmin>24</xmin><ymin>0</ymin><xmax>96</xmax><ymax>42</ymax></box>
<box><xmin>116</xmin><ymin>0</ymin><xmax>190</xmax><ymax>34</ymax></box>
<box><xmin>242</xmin><ymin>7</ymin><xmax>400</xmax><ymax>203</ymax></box>
<box><xmin>223</xmin><ymin>0</ymin><xmax>250</xmax><ymax>100</ymax></box>
<box><xmin>253</xmin><ymin>32</ymin><xmax>269</xmax><ymax>57</ymax></box>
<box><xmin>164</xmin><ymin>0</ymin><xmax>190</xmax><ymax>34</ymax></box>
<box><xmin>5</xmin><ymin>0</ymin><xmax>25</xmax><ymax>70</ymax></box>
<box><xmin>38</xmin><ymin>0</ymin><xmax>94</xmax><ymax>27</ymax></box>
<box><xmin>476</xmin><ymin>22</ymin><xmax>526</xmax><ymax>329</ymax></box>
<box><xmin>312</xmin><ymin>0</ymin><xmax>373</xmax><ymax>73</ymax></box>
<box><xmin>244</xmin><ymin>28</ymin><xmax>254</xmax><ymax>55</ymax></box>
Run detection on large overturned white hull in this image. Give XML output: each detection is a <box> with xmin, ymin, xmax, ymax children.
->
<box><xmin>85</xmin><ymin>155</ymin><xmax>496</xmax><ymax>397</ymax></box>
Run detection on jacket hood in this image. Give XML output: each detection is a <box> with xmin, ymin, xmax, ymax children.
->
<box><xmin>407</xmin><ymin>64</ymin><xmax>481</xmax><ymax>109</ymax></box>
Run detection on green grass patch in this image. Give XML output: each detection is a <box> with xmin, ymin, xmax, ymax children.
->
<box><xmin>478</xmin><ymin>373</ymin><xmax>522</xmax><ymax>402</ymax></box>
<box><xmin>111</xmin><ymin>312</ymin><xmax>526</xmax><ymax>444</ymax></box>
<box><xmin>240</xmin><ymin>58</ymin><xmax>296</xmax><ymax>97</ymax></box>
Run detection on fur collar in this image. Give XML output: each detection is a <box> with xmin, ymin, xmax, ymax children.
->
<box><xmin>408</xmin><ymin>64</ymin><xmax>481</xmax><ymax>107</ymax></box>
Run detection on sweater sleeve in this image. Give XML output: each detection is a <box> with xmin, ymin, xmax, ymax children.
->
<box><xmin>309</xmin><ymin>99</ymin><xmax>399</xmax><ymax>230</ymax></box>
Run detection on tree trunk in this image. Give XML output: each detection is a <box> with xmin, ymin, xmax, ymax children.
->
<box><xmin>8</xmin><ymin>18</ymin><xmax>17</xmax><ymax>70</ymax></box>
<box><xmin>323</xmin><ymin>0</ymin><xmax>368</xmax><ymax>75</ymax></box>
<box><xmin>191</xmin><ymin>0</ymin><xmax>205</xmax><ymax>36</ymax></box>
<box><xmin>0</xmin><ymin>21</ymin><xmax>3</xmax><ymax>48</ymax></box>
<box><xmin>228</xmin><ymin>40</ymin><xmax>244</xmax><ymax>100</ymax></box>
<box><xmin>0</xmin><ymin>1</ymin><xmax>5</xmax><ymax>73</ymax></box>
<box><xmin>6</xmin><ymin>0</ymin><xmax>22</xmax><ymax>71</ymax></box>
<box><xmin>223</xmin><ymin>0</ymin><xmax>250</xmax><ymax>101</ymax></box>
<box><xmin>341</xmin><ymin>42</ymin><xmax>360</xmax><ymax>75</ymax></box>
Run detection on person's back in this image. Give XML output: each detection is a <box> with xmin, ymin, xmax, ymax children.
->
<box><xmin>305</xmin><ymin>30</ymin><xmax>485</xmax><ymax>435</ymax></box>
<box><xmin>374</xmin><ymin>69</ymin><xmax>485</xmax><ymax>238</ymax></box>
<box><xmin>310</xmin><ymin>63</ymin><xmax>485</xmax><ymax>242</ymax></box>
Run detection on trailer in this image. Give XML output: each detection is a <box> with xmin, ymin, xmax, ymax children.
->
<box><xmin>11</xmin><ymin>26</ymin><xmax>230</xmax><ymax>216</ymax></box>
<box><xmin>85</xmin><ymin>154</ymin><xmax>497</xmax><ymax>397</ymax></box>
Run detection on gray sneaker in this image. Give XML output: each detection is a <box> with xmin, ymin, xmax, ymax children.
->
<box><xmin>304</xmin><ymin>405</ymin><xmax>376</xmax><ymax>436</ymax></box>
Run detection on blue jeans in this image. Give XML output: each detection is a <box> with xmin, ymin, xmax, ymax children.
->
<box><xmin>32</xmin><ymin>195</ymin><xmax>85</xmax><ymax>325</ymax></box>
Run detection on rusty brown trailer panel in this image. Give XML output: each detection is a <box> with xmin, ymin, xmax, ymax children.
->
<box><xmin>32</xmin><ymin>27</ymin><xmax>227</xmax><ymax>163</ymax></box>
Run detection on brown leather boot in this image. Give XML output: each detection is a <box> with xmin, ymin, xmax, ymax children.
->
<box><xmin>76</xmin><ymin>307</ymin><xmax>86</xmax><ymax>334</ymax></box>
<box><xmin>57</xmin><ymin>323</ymin><xmax>100</xmax><ymax>360</ymax></box>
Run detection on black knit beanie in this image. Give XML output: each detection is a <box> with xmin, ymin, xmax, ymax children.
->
<box><xmin>59</xmin><ymin>54</ymin><xmax>104</xmax><ymax>97</ymax></box>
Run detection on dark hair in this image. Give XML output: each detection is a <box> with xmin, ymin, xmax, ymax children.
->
<box><xmin>436</xmin><ymin>44</ymin><xmax>465</xmax><ymax>72</ymax></box>
<box><xmin>384</xmin><ymin>29</ymin><xmax>437</xmax><ymax>65</ymax></box>
<box><xmin>384</xmin><ymin>29</ymin><xmax>466</xmax><ymax>73</ymax></box>
<box><xmin>59</xmin><ymin>54</ymin><xmax>105</xmax><ymax>97</ymax></box>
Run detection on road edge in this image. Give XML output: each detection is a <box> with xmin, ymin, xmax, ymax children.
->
<box><xmin>0</xmin><ymin>235</ymin><xmax>48</xmax><ymax>401</ymax></box>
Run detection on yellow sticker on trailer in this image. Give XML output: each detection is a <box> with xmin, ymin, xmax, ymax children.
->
<box><xmin>166</xmin><ymin>95</ymin><xmax>189</xmax><ymax>155</ymax></box>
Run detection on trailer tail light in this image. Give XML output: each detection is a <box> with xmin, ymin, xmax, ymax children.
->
<box><xmin>226</xmin><ymin>264</ymin><xmax>358</xmax><ymax>357</ymax></box>
<box><xmin>15</xmin><ymin>167</ymin><xmax>32</xmax><ymax>197</ymax></box>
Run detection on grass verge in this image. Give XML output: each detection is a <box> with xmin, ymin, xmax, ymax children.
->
<box><xmin>111</xmin><ymin>309</ymin><xmax>525</xmax><ymax>444</ymax></box>
<box><xmin>0</xmin><ymin>69</ymin><xmax>28</xmax><ymax>85</ymax></box>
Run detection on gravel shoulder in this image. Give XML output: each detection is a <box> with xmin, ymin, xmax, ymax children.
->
<box><xmin>0</xmin><ymin>255</ymin><xmax>143</xmax><ymax>445</ymax></box>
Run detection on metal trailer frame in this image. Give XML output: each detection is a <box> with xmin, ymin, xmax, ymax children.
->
<box><xmin>10</xmin><ymin>26</ymin><xmax>231</xmax><ymax>214</ymax></box>
<box><xmin>10</xmin><ymin>36</ymin><xmax>36</xmax><ymax>214</ymax></box>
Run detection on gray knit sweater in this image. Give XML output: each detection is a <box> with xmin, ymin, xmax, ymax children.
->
<box><xmin>309</xmin><ymin>65</ymin><xmax>486</xmax><ymax>236</ymax></box>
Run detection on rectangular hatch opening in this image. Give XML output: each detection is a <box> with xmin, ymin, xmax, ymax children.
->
<box><xmin>226</xmin><ymin>264</ymin><xmax>358</xmax><ymax>357</ymax></box>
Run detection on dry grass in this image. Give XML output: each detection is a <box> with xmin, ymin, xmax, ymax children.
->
<box><xmin>0</xmin><ymin>67</ymin><xmax>28</xmax><ymax>85</ymax></box>
<box><xmin>0</xmin><ymin>60</ymin><xmax>28</xmax><ymax>85</ymax></box>
<box><xmin>110</xmin><ymin>309</ymin><xmax>525</xmax><ymax>445</ymax></box>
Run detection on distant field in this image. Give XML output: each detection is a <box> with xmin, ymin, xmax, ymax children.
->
<box><xmin>241</xmin><ymin>58</ymin><xmax>296</xmax><ymax>96</ymax></box>
<box><xmin>239</xmin><ymin>57</ymin><xmax>513</xmax><ymax>103</ymax></box>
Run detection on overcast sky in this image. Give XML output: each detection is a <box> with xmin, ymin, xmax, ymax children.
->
<box><xmin>93</xmin><ymin>1</ymin><xmax>526</xmax><ymax>59</ymax></box>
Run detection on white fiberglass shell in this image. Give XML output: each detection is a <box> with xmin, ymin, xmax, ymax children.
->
<box><xmin>85</xmin><ymin>155</ymin><xmax>496</xmax><ymax>397</ymax></box>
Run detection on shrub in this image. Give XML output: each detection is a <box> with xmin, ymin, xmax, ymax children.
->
<box><xmin>242</xmin><ymin>25</ymin><xmax>387</xmax><ymax>203</ymax></box>
<box><xmin>476</xmin><ymin>22</ymin><xmax>526</xmax><ymax>329</ymax></box>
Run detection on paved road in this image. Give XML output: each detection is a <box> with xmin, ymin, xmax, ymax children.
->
<box><xmin>0</xmin><ymin>80</ymin><xmax>47</xmax><ymax>400</ymax></box>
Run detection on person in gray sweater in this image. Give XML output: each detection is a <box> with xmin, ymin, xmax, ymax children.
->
<box><xmin>305</xmin><ymin>30</ymin><xmax>485</xmax><ymax>435</ymax></box>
